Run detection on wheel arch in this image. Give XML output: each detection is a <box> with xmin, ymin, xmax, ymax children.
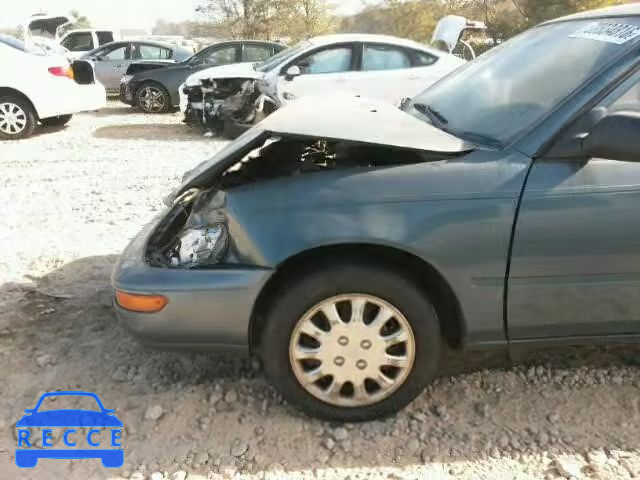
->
<box><xmin>0</xmin><ymin>87</ymin><xmax>39</xmax><ymax>119</ymax></box>
<box><xmin>248</xmin><ymin>243</ymin><xmax>466</xmax><ymax>353</ymax></box>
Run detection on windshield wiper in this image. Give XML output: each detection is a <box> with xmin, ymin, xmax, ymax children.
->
<box><xmin>413</xmin><ymin>103</ymin><xmax>449</xmax><ymax>126</ymax></box>
<box><xmin>447</xmin><ymin>129</ymin><xmax>504</xmax><ymax>149</ymax></box>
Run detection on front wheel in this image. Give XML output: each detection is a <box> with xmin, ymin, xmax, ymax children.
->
<box><xmin>136</xmin><ymin>83</ymin><xmax>170</xmax><ymax>113</ymax></box>
<box><xmin>0</xmin><ymin>96</ymin><xmax>36</xmax><ymax>140</ymax></box>
<box><xmin>40</xmin><ymin>114</ymin><xmax>72</xmax><ymax>127</ymax></box>
<box><xmin>260</xmin><ymin>262</ymin><xmax>441</xmax><ymax>422</ymax></box>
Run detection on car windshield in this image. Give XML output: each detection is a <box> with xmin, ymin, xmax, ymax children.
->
<box><xmin>254</xmin><ymin>41</ymin><xmax>311</xmax><ymax>72</ymax></box>
<box><xmin>409</xmin><ymin>18</ymin><xmax>640</xmax><ymax>147</ymax></box>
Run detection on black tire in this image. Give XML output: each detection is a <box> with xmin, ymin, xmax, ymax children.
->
<box><xmin>260</xmin><ymin>261</ymin><xmax>441</xmax><ymax>422</ymax></box>
<box><xmin>136</xmin><ymin>82</ymin><xmax>171</xmax><ymax>113</ymax></box>
<box><xmin>0</xmin><ymin>95</ymin><xmax>37</xmax><ymax>140</ymax></box>
<box><xmin>40</xmin><ymin>114</ymin><xmax>72</xmax><ymax>127</ymax></box>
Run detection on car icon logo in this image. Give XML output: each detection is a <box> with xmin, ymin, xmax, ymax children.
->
<box><xmin>15</xmin><ymin>391</ymin><xmax>124</xmax><ymax>468</ymax></box>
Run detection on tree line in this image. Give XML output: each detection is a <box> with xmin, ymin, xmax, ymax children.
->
<box><xmin>189</xmin><ymin>0</ymin><xmax>622</xmax><ymax>44</ymax></box>
<box><xmin>2</xmin><ymin>0</ymin><xmax>623</xmax><ymax>45</ymax></box>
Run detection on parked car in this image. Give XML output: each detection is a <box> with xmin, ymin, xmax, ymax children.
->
<box><xmin>120</xmin><ymin>40</ymin><xmax>285</xmax><ymax>113</ymax></box>
<box><xmin>113</xmin><ymin>5</ymin><xmax>640</xmax><ymax>421</ymax></box>
<box><xmin>0</xmin><ymin>35</ymin><xmax>106</xmax><ymax>140</ymax></box>
<box><xmin>178</xmin><ymin>34</ymin><xmax>465</xmax><ymax>136</ymax></box>
<box><xmin>24</xmin><ymin>14</ymin><xmax>118</xmax><ymax>58</ymax></box>
<box><xmin>81</xmin><ymin>40</ymin><xmax>193</xmax><ymax>93</ymax></box>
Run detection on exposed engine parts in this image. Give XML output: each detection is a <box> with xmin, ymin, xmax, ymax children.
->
<box><xmin>183</xmin><ymin>78</ymin><xmax>280</xmax><ymax>139</ymax></box>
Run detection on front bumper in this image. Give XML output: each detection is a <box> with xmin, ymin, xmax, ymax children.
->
<box><xmin>119</xmin><ymin>82</ymin><xmax>136</xmax><ymax>106</ymax></box>
<box><xmin>111</xmin><ymin>214</ymin><xmax>272</xmax><ymax>352</ymax></box>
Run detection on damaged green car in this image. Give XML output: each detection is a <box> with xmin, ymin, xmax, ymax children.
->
<box><xmin>114</xmin><ymin>5</ymin><xmax>640</xmax><ymax>421</ymax></box>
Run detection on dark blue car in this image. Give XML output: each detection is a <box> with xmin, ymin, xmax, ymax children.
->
<box><xmin>15</xmin><ymin>391</ymin><xmax>123</xmax><ymax>468</ymax></box>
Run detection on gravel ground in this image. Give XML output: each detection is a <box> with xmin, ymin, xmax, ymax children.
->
<box><xmin>1</xmin><ymin>102</ymin><xmax>639</xmax><ymax>480</ymax></box>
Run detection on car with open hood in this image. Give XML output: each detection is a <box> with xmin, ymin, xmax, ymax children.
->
<box><xmin>114</xmin><ymin>5</ymin><xmax>640</xmax><ymax>421</ymax></box>
<box><xmin>178</xmin><ymin>34</ymin><xmax>465</xmax><ymax>137</ymax></box>
<box><xmin>23</xmin><ymin>13</ymin><xmax>72</xmax><ymax>56</ymax></box>
<box><xmin>120</xmin><ymin>40</ymin><xmax>284</xmax><ymax>113</ymax></box>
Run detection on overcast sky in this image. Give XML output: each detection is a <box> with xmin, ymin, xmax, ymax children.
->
<box><xmin>1</xmin><ymin>0</ymin><xmax>380</xmax><ymax>30</ymax></box>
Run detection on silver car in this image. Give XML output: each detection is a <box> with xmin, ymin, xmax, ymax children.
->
<box><xmin>82</xmin><ymin>40</ymin><xmax>192</xmax><ymax>92</ymax></box>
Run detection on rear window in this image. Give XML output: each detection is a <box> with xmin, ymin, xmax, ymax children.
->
<box><xmin>96</xmin><ymin>31</ymin><xmax>114</xmax><ymax>46</ymax></box>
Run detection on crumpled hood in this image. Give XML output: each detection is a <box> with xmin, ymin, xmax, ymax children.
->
<box><xmin>262</xmin><ymin>93</ymin><xmax>469</xmax><ymax>152</ymax></box>
<box><xmin>170</xmin><ymin>94</ymin><xmax>472</xmax><ymax>202</ymax></box>
<box><xmin>185</xmin><ymin>62</ymin><xmax>262</xmax><ymax>87</ymax></box>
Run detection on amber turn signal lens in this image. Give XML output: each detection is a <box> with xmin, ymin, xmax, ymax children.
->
<box><xmin>115</xmin><ymin>291</ymin><xmax>168</xmax><ymax>313</ymax></box>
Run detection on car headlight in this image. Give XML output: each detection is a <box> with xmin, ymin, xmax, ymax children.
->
<box><xmin>171</xmin><ymin>224</ymin><xmax>228</xmax><ymax>267</ymax></box>
<box><xmin>121</xmin><ymin>75</ymin><xmax>133</xmax><ymax>84</ymax></box>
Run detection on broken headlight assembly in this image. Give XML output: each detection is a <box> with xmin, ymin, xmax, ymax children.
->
<box><xmin>170</xmin><ymin>224</ymin><xmax>229</xmax><ymax>267</ymax></box>
<box><xmin>148</xmin><ymin>189</ymin><xmax>230</xmax><ymax>268</ymax></box>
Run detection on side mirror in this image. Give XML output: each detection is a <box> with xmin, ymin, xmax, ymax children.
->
<box><xmin>583</xmin><ymin>111</ymin><xmax>640</xmax><ymax>162</ymax></box>
<box><xmin>284</xmin><ymin>65</ymin><xmax>301</xmax><ymax>81</ymax></box>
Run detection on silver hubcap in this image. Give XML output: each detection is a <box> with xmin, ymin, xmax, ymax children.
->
<box><xmin>139</xmin><ymin>87</ymin><xmax>165</xmax><ymax>112</ymax></box>
<box><xmin>289</xmin><ymin>294</ymin><xmax>416</xmax><ymax>408</ymax></box>
<box><xmin>0</xmin><ymin>102</ymin><xmax>27</xmax><ymax>135</ymax></box>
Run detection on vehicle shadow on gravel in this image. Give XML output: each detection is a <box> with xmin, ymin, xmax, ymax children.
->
<box><xmin>1</xmin><ymin>255</ymin><xmax>639</xmax><ymax>478</ymax></box>
<box><xmin>93</xmin><ymin>124</ymin><xmax>205</xmax><ymax>142</ymax></box>
<box><xmin>86</xmin><ymin>106</ymin><xmax>140</xmax><ymax>116</ymax></box>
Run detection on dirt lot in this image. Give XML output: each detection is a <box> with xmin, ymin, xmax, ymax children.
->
<box><xmin>1</xmin><ymin>102</ymin><xmax>639</xmax><ymax>480</ymax></box>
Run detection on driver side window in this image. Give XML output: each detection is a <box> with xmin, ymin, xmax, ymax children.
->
<box><xmin>102</xmin><ymin>45</ymin><xmax>128</xmax><ymax>61</ymax></box>
<box><xmin>196</xmin><ymin>46</ymin><xmax>238</xmax><ymax>66</ymax></box>
<box><xmin>294</xmin><ymin>47</ymin><xmax>353</xmax><ymax>75</ymax></box>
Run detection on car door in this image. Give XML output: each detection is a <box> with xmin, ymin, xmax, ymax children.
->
<box><xmin>508</xmin><ymin>70</ymin><xmax>640</xmax><ymax>340</ymax></box>
<box><xmin>276</xmin><ymin>44</ymin><xmax>357</xmax><ymax>103</ymax></box>
<box><xmin>352</xmin><ymin>43</ymin><xmax>419</xmax><ymax>103</ymax></box>
<box><xmin>94</xmin><ymin>43</ymin><xmax>130</xmax><ymax>90</ymax></box>
<box><xmin>189</xmin><ymin>44</ymin><xmax>241</xmax><ymax>71</ymax></box>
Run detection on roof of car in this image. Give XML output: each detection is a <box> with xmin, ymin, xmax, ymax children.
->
<box><xmin>546</xmin><ymin>4</ymin><xmax>640</xmax><ymax>24</ymax></box>
<box><xmin>101</xmin><ymin>39</ymin><xmax>183</xmax><ymax>50</ymax></box>
<box><xmin>307</xmin><ymin>33</ymin><xmax>443</xmax><ymax>54</ymax></box>
<box><xmin>217</xmin><ymin>39</ymin><xmax>284</xmax><ymax>46</ymax></box>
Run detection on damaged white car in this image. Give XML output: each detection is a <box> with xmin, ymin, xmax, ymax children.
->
<box><xmin>179</xmin><ymin>34</ymin><xmax>465</xmax><ymax>138</ymax></box>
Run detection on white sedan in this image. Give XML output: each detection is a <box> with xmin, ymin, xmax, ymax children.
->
<box><xmin>0</xmin><ymin>34</ymin><xmax>106</xmax><ymax>140</ymax></box>
<box><xmin>179</xmin><ymin>34</ymin><xmax>465</xmax><ymax>133</ymax></box>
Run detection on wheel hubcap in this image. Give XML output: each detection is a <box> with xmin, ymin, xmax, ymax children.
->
<box><xmin>139</xmin><ymin>87</ymin><xmax>165</xmax><ymax>112</ymax></box>
<box><xmin>0</xmin><ymin>102</ymin><xmax>27</xmax><ymax>135</ymax></box>
<box><xmin>289</xmin><ymin>294</ymin><xmax>416</xmax><ymax>408</ymax></box>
